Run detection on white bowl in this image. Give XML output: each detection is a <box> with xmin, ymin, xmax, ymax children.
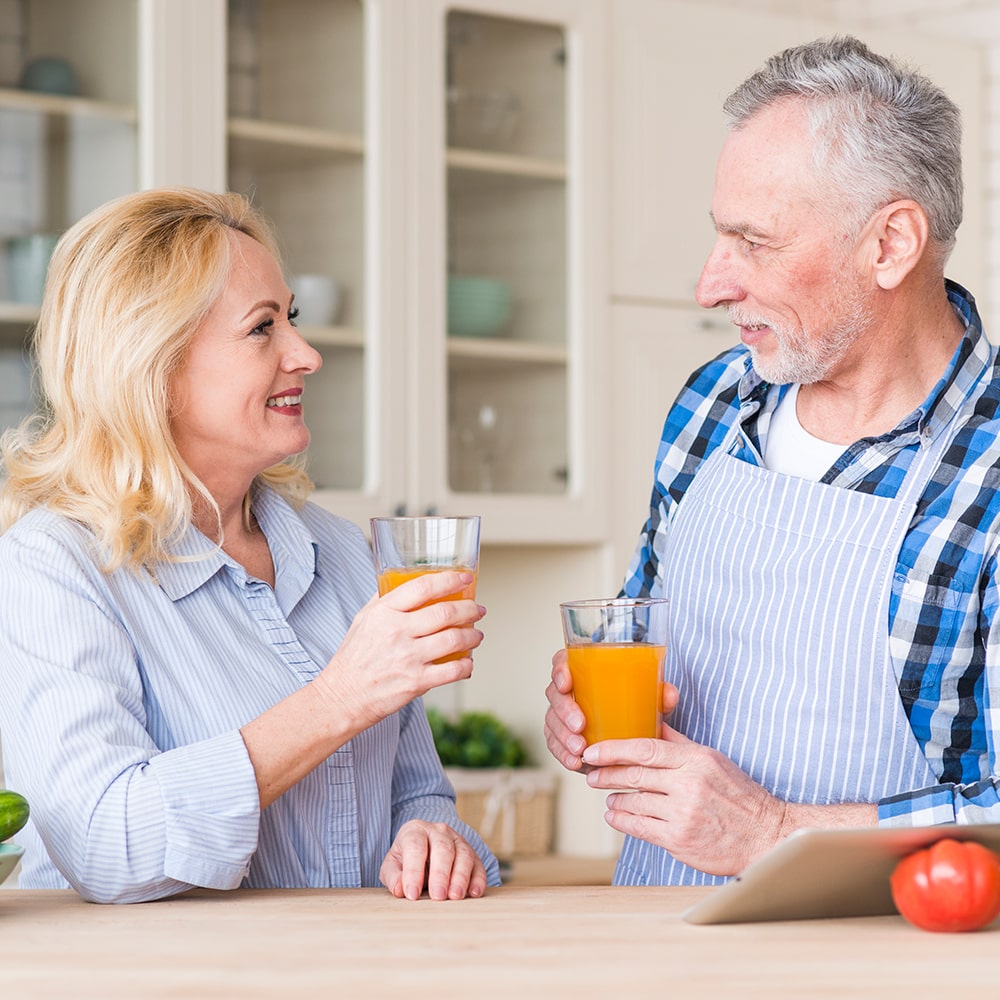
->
<box><xmin>288</xmin><ymin>273</ymin><xmax>342</xmax><ymax>326</ymax></box>
<box><xmin>0</xmin><ymin>843</ymin><xmax>23</xmax><ymax>887</ymax></box>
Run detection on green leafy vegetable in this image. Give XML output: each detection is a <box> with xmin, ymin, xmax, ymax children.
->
<box><xmin>426</xmin><ymin>707</ymin><xmax>529</xmax><ymax>768</ymax></box>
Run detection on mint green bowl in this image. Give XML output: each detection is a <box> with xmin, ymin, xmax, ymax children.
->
<box><xmin>0</xmin><ymin>843</ymin><xmax>22</xmax><ymax>886</ymax></box>
<box><xmin>447</xmin><ymin>275</ymin><xmax>512</xmax><ymax>338</ymax></box>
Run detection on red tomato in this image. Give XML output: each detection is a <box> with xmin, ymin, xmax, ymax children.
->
<box><xmin>890</xmin><ymin>838</ymin><xmax>1000</xmax><ymax>933</ymax></box>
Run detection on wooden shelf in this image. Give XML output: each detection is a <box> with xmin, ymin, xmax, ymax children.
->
<box><xmin>0</xmin><ymin>302</ymin><xmax>39</xmax><ymax>327</ymax></box>
<box><xmin>228</xmin><ymin>117</ymin><xmax>364</xmax><ymax>169</ymax></box>
<box><xmin>446</xmin><ymin>146</ymin><xmax>566</xmax><ymax>181</ymax></box>
<box><xmin>448</xmin><ymin>335</ymin><xmax>567</xmax><ymax>365</ymax></box>
<box><xmin>301</xmin><ymin>323</ymin><xmax>364</xmax><ymax>348</ymax></box>
<box><xmin>0</xmin><ymin>86</ymin><xmax>136</xmax><ymax>123</ymax></box>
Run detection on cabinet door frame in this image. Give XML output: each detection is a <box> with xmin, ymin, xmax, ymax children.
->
<box><xmin>406</xmin><ymin>0</ymin><xmax>609</xmax><ymax>543</ymax></box>
<box><xmin>309</xmin><ymin>0</ymin><xmax>412</xmax><ymax>527</ymax></box>
<box><xmin>139</xmin><ymin>0</ymin><xmax>226</xmax><ymax>191</ymax></box>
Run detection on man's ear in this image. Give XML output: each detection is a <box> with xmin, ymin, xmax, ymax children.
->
<box><xmin>859</xmin><ymin>199</ymin><xmax>929</xmax><ymax>290</ymax></box>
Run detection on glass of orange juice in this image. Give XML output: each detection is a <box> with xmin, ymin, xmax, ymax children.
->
<box><xmin>559</xmin><ymin>598</ymin><xmax>669</xmax><ymax>744</ymax></box>
<box><xmin>370</xmin><ymin>515</ymin><xmax>481</xmax><ymax>661</ymax></box>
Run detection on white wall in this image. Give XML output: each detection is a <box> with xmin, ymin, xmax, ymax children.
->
<box><xmin>731</xmin><ymin>0</ymin><xmax>1000</xmax><ymax>335</ymax></box>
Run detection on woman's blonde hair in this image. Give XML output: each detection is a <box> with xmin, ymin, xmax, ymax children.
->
<box><xmin>0</xmin><ymin>186</ymin><xmax>312</xmax><ymax>571</ymax></box>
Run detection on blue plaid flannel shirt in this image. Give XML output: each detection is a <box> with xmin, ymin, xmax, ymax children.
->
<box><xmin>621</xmin><ymin>281</ymin><xmax>1000</xmax><ymax>827</ymax></box>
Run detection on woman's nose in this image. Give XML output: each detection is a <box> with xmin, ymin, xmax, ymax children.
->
<box><xmin>286</xmin><ymin>330</ymin><xmax>323</xmax><ymax>374</ymax></box>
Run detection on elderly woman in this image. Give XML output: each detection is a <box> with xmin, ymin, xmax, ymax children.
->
<box><xmin>0</xmin><ymin>187</ymin><xmax>498</xmax><ymax>903</ymax></box>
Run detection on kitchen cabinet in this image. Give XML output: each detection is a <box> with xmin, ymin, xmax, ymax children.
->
<box><xmin>608</xmin><ymin>303</ymin><xmax>735</xmax><ymax>571</ymax></box>
<box><xmin>610</xmin><ymin>0</ymin><xmax>984</xmax><ymax>310</ymax></box>
<box><xmin>0</xmin><ymin>0</ymin><xmax>608</xmax><ymax>545</ymax></box>
<box><xmin>220</xmin><ymin>0</ymin><xmax>609</xmax><ymax>542</ymax></box>
<box><xmin>606</xmin><ymin>0</ymin><xmax>986</xmax><ymax>576</ymax></box>
<box><xmin>0</xmin><ymin>0</ymin><xmax>138</xmax><ymax>428</ymax></box>
<box><xmin>0</xmin><ymin>0</ymin><xmax>222</xmax><ymax>433</ymax></box>
<box><xmin>416</xmin><ymin>0</ymin><xmax>607</xmax><ymax>539</ymax></box>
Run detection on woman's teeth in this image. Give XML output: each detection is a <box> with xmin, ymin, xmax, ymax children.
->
<box><xmin>267</xmin><ymin>394</ymin><xmax>302</xmax><ymax>407</ymax></box>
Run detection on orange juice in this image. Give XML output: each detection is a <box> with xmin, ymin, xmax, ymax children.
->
<box><xmin>566</xmin><ymin>642</ymin><xmax>665</xmax><ymax>743</ymax></box>
<box><xmin>376</xmin><ymin>565</ymin><xmax>477</xmax><ymax>600</ymax></box>
<box><xmin>377</xmin><ymin>566</ymin><xmax>478</xmax><ymax>661</ymax></box>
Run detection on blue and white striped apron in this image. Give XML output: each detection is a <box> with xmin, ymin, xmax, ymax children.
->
<box><xmin>615</xmin><ymin>415</ymin><xmax>949</xmax><ymax>886</ymax></box>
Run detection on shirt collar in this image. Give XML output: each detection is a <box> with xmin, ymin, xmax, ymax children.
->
<box><xmin>735</xmin><ymin>279</ymin><xmax>992</xmax><ymax>437</ymax></box>
<box><xmin>153</xmin><ymin>486</ymin><xmax>318</xmax><ymax>608</ymax></box>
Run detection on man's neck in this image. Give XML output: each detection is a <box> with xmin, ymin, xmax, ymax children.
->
<box><xmin>795</xmin><ymin>287</ymin><xmax>964</xmax><ymax>445</ymax></box>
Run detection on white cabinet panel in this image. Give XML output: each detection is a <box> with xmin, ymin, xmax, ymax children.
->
<box><xmin>609</xmin><ymin>301</ymin><xmax>736</xmax><ymax>576</ymax></box>
<box><xmin>610</xmin><ymin>1</ymin><xmax>984</xmax><ymax>309</ymax></box>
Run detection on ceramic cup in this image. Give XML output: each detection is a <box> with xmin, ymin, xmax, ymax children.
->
<box><xmin>288</xmin><ymin>273</ymin><xmax>341</xmax><ymax>326</ymax></box>
<box><xmin>7</xmin><ymin>233</ymin><xmax>60</xmax><ymax>305</ymax></box>
<box><xmin>19</xmin><ymin>56</ymin><xmax>79</xmax><ymax>96</ymax></box>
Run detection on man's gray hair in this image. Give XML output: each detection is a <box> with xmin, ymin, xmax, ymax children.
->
<box><xmin>724</xmin><ymin>36</ymin><xmax>963</xmax><ymax>255</ymax></box>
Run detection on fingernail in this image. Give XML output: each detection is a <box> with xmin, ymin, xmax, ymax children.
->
<box><xmin>568</xmin><ymin>735</ymin><xmax>586</xmax><ymax>755</ymax></box>
<box><xmin>478</xmin><ymin>604</ymin><xmax>487</xmax><ymax>615</ymax></box>
<box><xmin>568</xmin><ymin>712</ymin><xmax>585</xmax><ymax>731</ymax></box>
<box><xmin>582</xmin><ymin>745</ymin><xmax>598</xmax><ymax>764</ymax></box>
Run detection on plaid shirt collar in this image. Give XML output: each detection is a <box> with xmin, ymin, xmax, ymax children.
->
<box><xmin>732</xmin><ymin>279</ymin><xmax>991</xmax><ymax>460</ymax></box>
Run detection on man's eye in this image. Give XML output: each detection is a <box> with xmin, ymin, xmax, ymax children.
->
<box><xmin>742</xmin><ymin>236</ymin><xmax>762</xmax><ymax>251</ymax></box>
<box><xmin>288</xmin><ymin>306</ymin><xmax>300</xmax><ymax>327</ymax></box>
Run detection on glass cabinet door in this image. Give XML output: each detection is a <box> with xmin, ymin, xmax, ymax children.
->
<box><xmin>413</xmin><ymin>0</ymin><xmax>607</xmax><ymax>542</ymax></box>
<box><xmin>225</xmin><ymin>0</ymin><xmax>368</xmax><ymax>496</ymax></box>
<box><xmin>444</xmin><ymin>9</ymin><xmax>569</xmax><ymax>498</ymax></box>
<box><xmin>0</xmin><ymin>0</ymin><xmax>138</xmax><ymax>432</ymax></box>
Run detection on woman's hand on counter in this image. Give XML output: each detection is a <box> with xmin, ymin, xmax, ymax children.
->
<box><xmin>380</xmin><ymin>819</ymin><xmax>488</xmax><ymax>901</ymax></box>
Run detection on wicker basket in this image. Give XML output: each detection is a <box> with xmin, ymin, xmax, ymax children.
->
<box><xmin>446</xmin><ymin>766</ymin><xmax>556</xmax><ymax>858</ymax></box>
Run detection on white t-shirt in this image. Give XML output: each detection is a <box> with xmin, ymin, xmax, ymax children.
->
<box><xmin>764</xmin><ymin>383</ymin><xmax>845</xmax><ymax>481</ymax></box>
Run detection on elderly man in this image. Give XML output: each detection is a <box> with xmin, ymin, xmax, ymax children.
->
<box><xmin>545</xmin><ymin>35</ymin><xmax>1000</xmax><ymax>885</ymax></box>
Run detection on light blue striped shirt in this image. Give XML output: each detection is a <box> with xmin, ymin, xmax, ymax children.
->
<box><xmin>0</xmin><ymin>487</ymin><xmax>499</xmax><ymax>902</ymax></box>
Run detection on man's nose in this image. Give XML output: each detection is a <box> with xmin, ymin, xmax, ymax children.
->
<box><xmin>695</xmin><ymin>241</ymin><xmax>742</xmax><ymax>309</ymax></box>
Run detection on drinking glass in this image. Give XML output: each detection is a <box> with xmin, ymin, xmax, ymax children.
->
<box><xmin>559</xmin><ymin>597</ymin><xmax>669</xmax><ymax>743</ymax></box>
<box><xmin>370</xmin><ymin>515</ymin><xmax>481</xmax><ymax>661</ymax></box>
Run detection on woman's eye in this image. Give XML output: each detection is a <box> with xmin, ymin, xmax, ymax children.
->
<box><xmin>288</xmin><ymin>306</ymin><xmax>300</xmax><ymax>327</ymax></box>
<box><xmin>251</xmin><ymin>317</ymin><xmax>275</xmax><ymax>337</ymax></box>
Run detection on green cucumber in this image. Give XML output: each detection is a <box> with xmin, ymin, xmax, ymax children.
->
<box><xmin>0</xmin><ymin>789</ymin><xmax>29</xmax><ymax>842</ymax></box>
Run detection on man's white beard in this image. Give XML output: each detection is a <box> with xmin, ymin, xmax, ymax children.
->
<box><xmin>733</xmin><ymin>281</ymin><xmax>875</xmax><ymax>386</ymax></box>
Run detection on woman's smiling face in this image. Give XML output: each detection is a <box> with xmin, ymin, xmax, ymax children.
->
<box><xmin>169</xmin><ymin>229</ymin><xmax>323</xmax><ymax>495</ymax></box>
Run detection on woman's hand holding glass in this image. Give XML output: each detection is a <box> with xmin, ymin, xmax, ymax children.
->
<box><xmin>317</xmin><ymin>569</ymin><xmax>486</xmax><ymax>731</ymax></box>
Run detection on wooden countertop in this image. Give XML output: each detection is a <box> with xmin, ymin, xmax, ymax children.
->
<box><xmin>3</xmin><ymin>883</ymin><xmax>998</xmax><ymax>997</ymax></box>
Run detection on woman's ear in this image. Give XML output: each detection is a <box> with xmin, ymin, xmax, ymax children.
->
<box><xmin>860</xmin><ymin>199</ymin><xmax>929</xmax><ymax>290</ymax></box>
